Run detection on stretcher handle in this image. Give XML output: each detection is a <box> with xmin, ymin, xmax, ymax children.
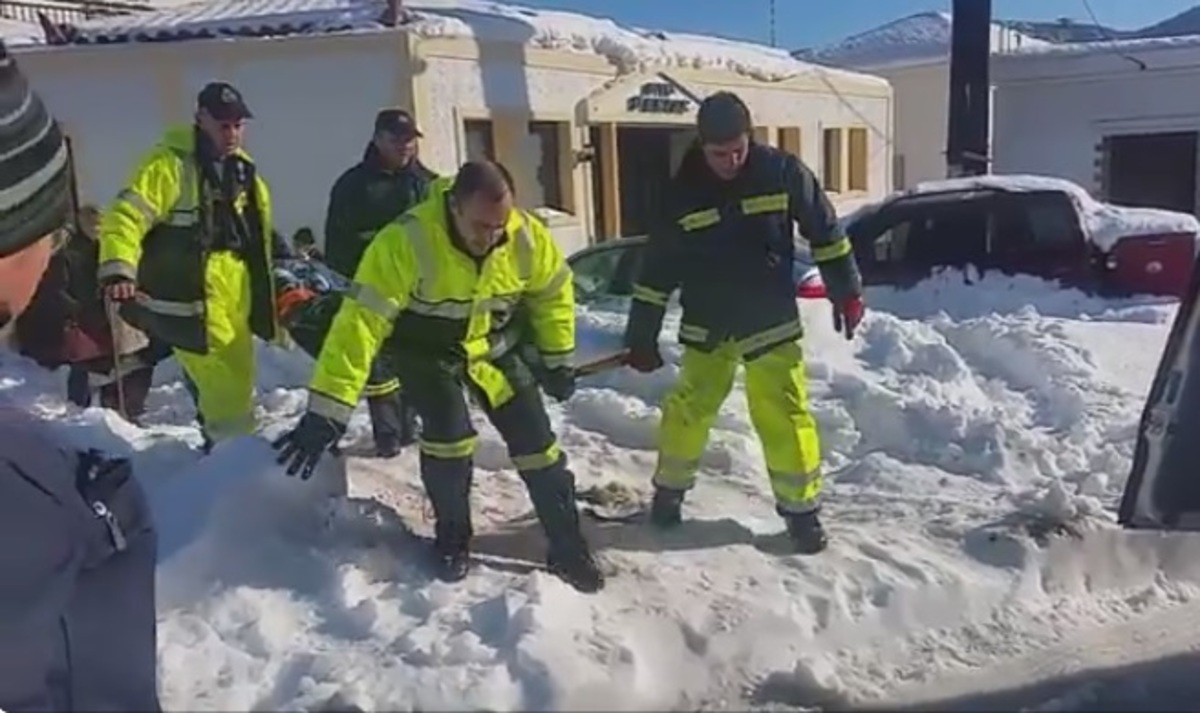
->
<box><xmin>573</xmin><ymin>350</ymin><xmax>630</xmax><ymax>377</ymax></box>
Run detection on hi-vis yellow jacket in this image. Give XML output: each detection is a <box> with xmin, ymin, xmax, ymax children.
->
<box><xmin>97</xmin><ymin>124</ymin><xmax>277</xmax><ymax>353</ymax></box>
<box><xmin>306</xmin><ymin>195</ymin><xmax>575</xmax><ymax>423</ymax></box>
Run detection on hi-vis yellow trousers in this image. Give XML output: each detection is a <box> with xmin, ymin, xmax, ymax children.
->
<box><xmin>652</xmin><ymin>340</ymin><xmax>823</xmax><ymax>514</ymax></box>
<box><xmin>174</xmin><ymin>251</ymin><xmax>256</xmax><ymax>442</ymax></box>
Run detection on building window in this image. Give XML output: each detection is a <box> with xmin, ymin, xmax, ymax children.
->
<box><xmin>779</xmin><ymin>127</ymin><xmax>802</xmax><ymax>159</ymax></box>
<box><xmin>848</xmin><ymin>127</ymin><xmax>869</xmax><ymax>192</ymax></box>
<box><xmin>527</xmin><ymin>121</ymin><xmax>566</xmax><ymax>210</ymax></box>
<box><xmin>822</xmin><ymin>128</ymin><xmax>843</xmax><ymax>192</ymax></box>
<box><xmin>463</xmin><ymin>119</ymin><xmax>495</xmax><ymax>161</ymax></box>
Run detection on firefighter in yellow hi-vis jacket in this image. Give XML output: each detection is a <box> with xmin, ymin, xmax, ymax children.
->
<box><xmin>272</xmin><ymin>161</ymin><xmax>604</xmax><ymax>593</ymax></box>
<box><xmin>98</xmin><ymin>82</ymin><xmax>278</xmax><ymax>450</ymax></box>
<box><xmin>623</xmin><ymin>92</ymin><xmax>866</xmax><ymax>554</ymax></box>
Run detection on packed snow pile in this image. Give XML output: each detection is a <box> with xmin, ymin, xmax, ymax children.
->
<box><xmin>795</xmin><ymin>11</ymin><xmax>1049</xmax><ymax>71</ymax></box>
<box><xmin>0</xmin><ymin>17</ymin><xmax>44</xmax><ymax>45</ymax></box>
<box><xmin>844</xmin><ymin>173</ymin><xmax>1200</xmax><ymax>253</ymax></box>
<box><xmin>6</xmin><ymin>266</ymin><xmax>1200</xmax><ymax>710</ymax></box>
<box><xmin>70</xmin><ymin>0</ymin><xmax>881</xmax><ymax>85</ymax></box>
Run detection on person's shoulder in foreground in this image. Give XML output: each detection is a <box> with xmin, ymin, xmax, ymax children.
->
<box><xmin>0</xmin><ymin>38</ymin><xmax>163</xmax><ymax>713</ymax></box>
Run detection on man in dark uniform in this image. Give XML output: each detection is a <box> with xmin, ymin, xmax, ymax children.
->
<box><xmin>323</xmin><ymin>108</ymin><xmax>439</xmax><ymax>456</ymax></box>
<box><xmin>624</xmin><ymin>91</ymin><xmax>866</xmax><ymax>554</ymax></box>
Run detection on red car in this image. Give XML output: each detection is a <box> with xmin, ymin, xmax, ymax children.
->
<box><xmin>843</xmin><ymin>175</ymin><xmax>1200</xmax><ymax>298</ymax></box>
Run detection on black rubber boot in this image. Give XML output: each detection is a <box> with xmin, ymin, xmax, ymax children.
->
<box><xmin>420</xmin><ymin>459</ymin><xmax>474</xmax><ymax>582</ymax></box>
<box><xmin>368</xmin><ymin>393</ymin><xmax>407</xmax><ymax>458</ymax></box>
<box><xmin>650</xmin><ymin>486</ymin><xmax>686</xmax><ymax>529</ymax></box>
<box><xmin>521</xmin><ymin>464</ymin><xmax>605</xmax><ymax>593</ymax></box>
<box><xmin>398</xmin><ymin>398</ymin><xmax>420</xmax><ymax>448</ymax></box>
<box><xmin>783</xmin><ymin>509</ymin><xmax>828</xmax><ymax>555</ymax></box>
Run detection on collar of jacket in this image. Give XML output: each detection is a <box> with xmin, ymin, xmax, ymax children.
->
<box><xmin>193</xmin><ymin>125</ymin><xmax>220</xmax><ymax>164</ymax></box>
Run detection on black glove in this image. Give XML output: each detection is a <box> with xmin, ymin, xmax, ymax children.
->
<box><xmin>541</xmin><ymin>366</ymin><xmax>576</xmax><ymax>402</ymax></box>
<box><xmin>625</xmin><ymin>345</ymin><xmax>664</xmax><ymax>374</ymax></box>
<box><xmin>271</xmin><ymin>411</ymin><xmax>346</xmax><ymax>480</ymax></box>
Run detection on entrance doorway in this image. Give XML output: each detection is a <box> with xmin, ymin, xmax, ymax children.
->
<box><xmin>590</xmin><ymin>124</ymin><xmax>696</xmax><ymax>238</ymax></box>
<box><xmin>1105</xmin><ymin>131</ymin><xmax>1198</xmax><ymax>215</ymax></box>
<box><xmin>617</xmin><ymin>126</ymin><xmax>693</xmax><ymax>236</ymax></box>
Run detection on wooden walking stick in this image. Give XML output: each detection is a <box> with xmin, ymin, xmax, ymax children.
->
<box><xmin>104</xmin><ymin>298</ymin><xmax>129</xmax><ymax>420</ymax></box>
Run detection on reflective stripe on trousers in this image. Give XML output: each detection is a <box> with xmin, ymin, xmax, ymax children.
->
<box><xmin>401</xmin><ymin>354</ymin><xmax>562</xmax><ymax>474</ymax></box>
<box><xmin>653</xmin><ymin>340</ymin><xmax>823</xmax><ymax>514</ymax></box>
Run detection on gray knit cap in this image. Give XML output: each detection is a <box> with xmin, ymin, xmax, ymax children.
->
<box><xmin>0</xmin><ymin>40</ymin><xmax>71</xmax><ymax>258</ymax></box>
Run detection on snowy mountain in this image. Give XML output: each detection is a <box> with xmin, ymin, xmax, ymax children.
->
<box><xmin>794</xmin><ymin>11</ymin><xmax>1050</xmax><ymax>71</ymax></box>
<box><xmin>6</xmin><ymin>263</ymin><xmax>1200</xmax><ymax>709</ymax></box>
<box><xmin>1136</xmin><ymin>4</ymin><xmax>1200</xmax><ymax>39</ymax></box>
<box><xmin>797</xmin><ymin>4</ymin><xmax>1200</xmax><ymax>70</ymax></box>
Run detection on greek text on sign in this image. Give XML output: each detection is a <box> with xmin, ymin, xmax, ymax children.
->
<box><xmin>627</xmin><ymin>82</ymin><xmax>691</xmax><ymax>114</ymax></box>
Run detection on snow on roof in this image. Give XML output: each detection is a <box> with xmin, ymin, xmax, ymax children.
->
<box><xmin>67</xmin><ymin>0</ymin><xmax>887</xmax><ymax>85</ymax></box>
<box><xmin>1003</xmin><ymin>32</ymin><xmax>1200</xmax><ymax>61</ymax></box>
<box><xmin>0</xmin><ymin>17</ymin><xmax>45</xmax><ymax>45</ymax></box>
<box><xmin>798</xmin><ymin>11</ymin><xmax>1050</xmax><ymax>71</ymax></box>
<box><xmin>845</xmin><ymin>174</ymin><xmax>1200</xmax><ymax>252</ymax></box>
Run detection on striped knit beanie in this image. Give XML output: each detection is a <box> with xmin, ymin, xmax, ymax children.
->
<box><xmin>0</xmin><ymin>40</ymin><xmax>71</xmax><ymax>258</ymax></box>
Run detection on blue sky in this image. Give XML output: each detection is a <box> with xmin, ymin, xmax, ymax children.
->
<box><xmin>506</xmin><ymin>0</ymin><xmax>1200</xmax><ymax>50</ymax></box>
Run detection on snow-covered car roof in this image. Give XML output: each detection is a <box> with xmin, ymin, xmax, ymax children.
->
<box><xmin>841</xmin><ymin>174</ymin><xmax>1200</xmax><ymax>252</ymax></box>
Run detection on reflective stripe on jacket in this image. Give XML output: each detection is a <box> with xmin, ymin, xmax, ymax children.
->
<box><xmin>307</xmin><ymin>194</ymin><xmax>574</xmax><ymax>422</ymax></box>
<box><xmin>625</xmin><ymin>142</ymin><xmax>862</xmax><ymax>360</ymax></box>
<box><xmin>97</xmin><ymin>124</ymin><xmax>278</xmax><ymax>353</ymax></box>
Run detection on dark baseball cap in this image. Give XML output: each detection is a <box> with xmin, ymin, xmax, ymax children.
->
<box><xmin>374</xmin><ymin>108</ymin><xmax>422</xmax><ymax>139</ymax></box>
<box><xmin>197</xmin><ymin>81</ymin><xmax>253</xmax><ymax>121</ymax></box>
<box><xmin>696</xmin><ymin>91</ymin><xmax>752</xmax><ymax>144</ymax></box>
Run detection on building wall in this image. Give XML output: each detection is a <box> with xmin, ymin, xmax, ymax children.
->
<box><xmin>867</xmin><ymin>61</ymin><xmax>949</xmax><ymax>189</ymax></box>
<box><xmin>411</xmin><ymin>37</ymin><xmax>894</xmax><ymax>247</ymax></box>
<box><xmin>16</xmin><ymin>32</ymin><xmax>417</xmax><ymax>246</ymax></box>
<box><xmin>992</xmin><ymin>62</ymin><xmax>1200</xmax><ymax>193</ymax></box>
<box><xmin>413</xmin><ymin>40</ymin><xmax>612</xmax><ymax>254</ymax></box>
<box><xmin>15</xmin><ymin>31</ymin><xmax>893</xmax><ymax>258</ymax></box>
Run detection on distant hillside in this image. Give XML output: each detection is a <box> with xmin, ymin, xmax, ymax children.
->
<box><xmin>1136</xmin><ymin>5</ymin><xmax>1200</xmax><ymax>38</ymax></box>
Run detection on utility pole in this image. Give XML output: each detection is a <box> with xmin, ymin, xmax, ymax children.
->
<box><xmin>946</xmin><ymin>0</ymin><xmax>991</xmax><ymax>177</ymax></box>
<box><xmin>769</xmin><ymin>0</ymin><xmax>776</xmax><ymax>47</ymax></box>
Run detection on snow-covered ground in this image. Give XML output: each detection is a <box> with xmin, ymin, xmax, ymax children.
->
<box><xmin>5</xmin><ymin>269</ymin><xmax>1200</xmax><ymax>710</ymax></box>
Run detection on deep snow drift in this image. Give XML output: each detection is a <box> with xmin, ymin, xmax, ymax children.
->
<box><xmin>4</xmin><ymin>269</ymin><xmax>1200</xmax><ymax>710</ymax></box>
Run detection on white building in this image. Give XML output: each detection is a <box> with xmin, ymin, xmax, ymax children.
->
<box><xmin>992</xmin><ymin>37</ymin><xmax>1200</xmax><ymax>216</ymax></box>
<box><xmin>12</xmin><ymin>0</ymin><xmax>894</xmax><ymax>254</ymax></box>
<box><xmin>801</xmin><ymin>11</ymin><xmax>1046</xmax><ymax>189</ymax></box>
